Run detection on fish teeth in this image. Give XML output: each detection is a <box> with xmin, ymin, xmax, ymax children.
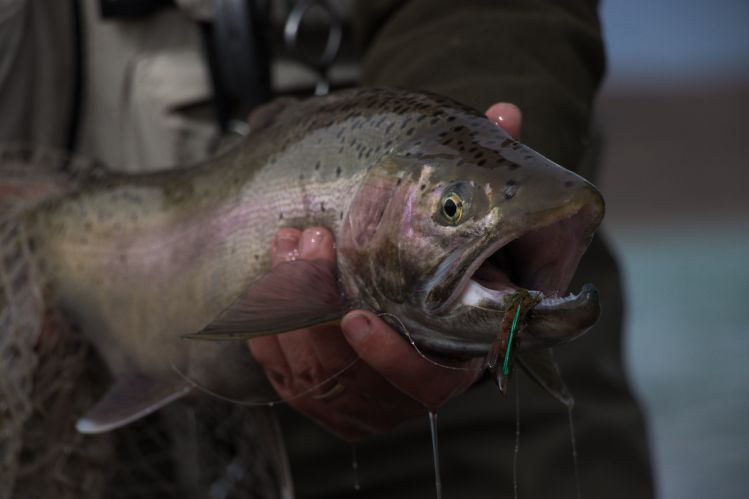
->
<box><xmin>460</xmin><ymin>279</ymin><xmax>580</xmax><ymax>310</ymax></box>
<box><xmin>538</xmin><ymin>291</ymin><xmax>577</xmax><ymax>308</ymax></box>
<box><xmin>459</xmin><ymin>279</ymin><xmax>514</xmax><ymax>307</ymax></box>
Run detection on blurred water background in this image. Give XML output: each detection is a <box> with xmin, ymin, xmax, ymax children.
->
<box><xmin>598</xmin><ymin>1</ymin><xmax>749</xmax><ymax>498</ymax></box>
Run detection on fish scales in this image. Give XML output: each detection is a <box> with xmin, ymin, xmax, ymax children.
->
<box><xmin>18</xmin><ymin>89</ymin><xmax>467</xmax><ymax>383</ymax></box>
<box><xmin>5</xmin><ymin>88</ymin><xmax>605</xmax><ymax>432</ymax></box>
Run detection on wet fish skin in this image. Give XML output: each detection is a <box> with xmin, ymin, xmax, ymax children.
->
<box><xmin>20</xmin><ymin>88</ymin><xmax>603</xmax><ymax>398</ymax></box>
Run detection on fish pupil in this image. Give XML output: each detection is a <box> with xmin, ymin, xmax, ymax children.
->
<box><xmin>444</xmin><ymin>198</ymin><xmax>457</xmax><ymax>217</ymax></box>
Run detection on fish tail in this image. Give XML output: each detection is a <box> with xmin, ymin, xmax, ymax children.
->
<box><xmin>0</xmin><ymin>217</ymin><xmax>46</xmax><ymax>496</ymax></box>
<box><xmin>0</xmin><ymin>143</ymin><xmax>104</xmax><ymax>495</ymax></box>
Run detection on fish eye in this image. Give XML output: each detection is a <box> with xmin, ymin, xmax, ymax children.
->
<box><xmin>441</xmin><ymin>192</ymin><xmax>464</xmax><ymax>224</ymax></box>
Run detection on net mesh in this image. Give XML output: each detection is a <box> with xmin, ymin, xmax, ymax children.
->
<box><xmin>3</xmin><ymin>313</ymin><xmax>289</xmax><ymax>499</ymax></box>
<box><xmin>0</xmin><ymin>145</ymin><xmax>288</xmax><ymax>499</ymax></box>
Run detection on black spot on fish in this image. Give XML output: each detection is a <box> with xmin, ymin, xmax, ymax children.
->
<box><xmin>564</xmin><ymin>180</ymin><xmax>574</xmax><ymax>188</ymax></box>
<box><xmin>506</xmin><ymin>179</ymin><xmax>517</xmax><ymax>186</ymax></box>
<box><xmin>508</xmin><ymin>163</ymin><xmax>520</xmax><ymax>170</ymax></box>
<box><xmin>279</xmin><ymin>213</ymin><xmax>284</xmax><ymax>220</ymax></box>
<box><xmin>453</xmin><ymin>126</ymin><xmax>464</xmax><ymax>132</ymax></box>
<box><xmin>315</xmin><ymin>161</ymin><xmax>320</xmax><ymax>170</ymax></box>
<box><xmin>339</xmin><ymin>212</ymin><xmax>344</xmax><ymax>220</ymax></box>
<box><xmin>254</xmin><ymin>254</ymin><xmax>259</xmax><ymax>261</ymax></box>
<box><xmin>336</xmin><ymin>166</ymin><xmax>342</xmax><ymax>178</ymax></box>
<box><xmin>501</xmin><ymin>139</ymin><xmax>513</xmax><ymax>148</ymax></box>
<box><xmin>420</xmin><ymin>184</ymin><xmax>426</xmax><ymax>190</ymax></box>
<box><xmin>477</xmin><ymin>159</ymin><xmax>486</xmax><ymax>166</ymax></box>
<box><xmin>321</xmin><ymin>202</ymin><xmax>326</xmax><ymax>212</ymax></box>
<box><xmin>447</xmin><ymin>116</ymin><xmax>456</xmax><ymax>122</ymax></box>
<box><xmin>396</xmin><ymin>178</ymin><xmax>402</xmax><ymax>186</ymax></box>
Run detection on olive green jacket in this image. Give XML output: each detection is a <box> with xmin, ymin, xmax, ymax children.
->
<box><xmin>280</xmin><ymin>2</ymin><xmax>654</xmax><ymax>498</ymax></box>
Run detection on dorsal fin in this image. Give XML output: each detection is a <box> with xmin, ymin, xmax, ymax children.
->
<box><xmin>76</xmin><ymin>374</ymin><xmax>192</xmax><ymax>434</ymax></box>
<box><xmin>247</xmin><ymin>97</ymin><xmax>299</xmax><ymax>133</ymax></box>
<box><xmin>0</xmin><ymin>144</ymin><xmax>107</xmax><ymax>219</ymax></box>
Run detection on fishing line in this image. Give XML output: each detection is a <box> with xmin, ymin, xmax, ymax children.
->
<box><xmin>171</xmin><ymin>356</ymin><xmax>361</xmax><ymax>407</ymax></box>
<box><xmin>378</xmin><ymin>313</ymin><xmax>484</xmax><ymax>372</ymax></box>
<box><xmin>568</xmin><ymin>403</ymin><xmax>582</xmax><ymax>499</ymax></box>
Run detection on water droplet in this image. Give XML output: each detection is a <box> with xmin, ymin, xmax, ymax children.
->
<box><xmin>351</xmin><ymin>444</ymin><xmax>361</xmax><ymax>492</ymax></box>
<box><xmin>568</xmin><ymin>404</ymin><xmax>582</xmax><ymax>499</ymax></box>
<box><xmin>428</xmin><ymin>411</ymin><xmax>442</xmax><ymax>499</ymax></box>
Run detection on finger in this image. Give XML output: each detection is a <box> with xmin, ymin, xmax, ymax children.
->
<box><xmin>341</xmin><ymin>311</ymin><xmax>482</xmax><ymax>409</ymax></box>
<box><xmin>280</xmin><ymin>373</ymin><xmax>418</xmax><ymax>439</ymax></box>
<box><xmin>273</xmin><ymin>323</ymin><xmax>424</xmax><ymax>434</ymax></box>
<box><xmin>299</xmin><ymin>227</ymin><xmax>335</xmax><ymax>261</ymax></box>
<box><xmin>248</xmin><ymin>335</ymin><xmax>290</xmax><ymax>386</ymax></box>
<box><xmin>253</xmin><ymin>227</ymin><xmax>302</xmax><ymax>380</ymax></box>
<box><xmin>485</xmin><ymin>102</ymin><xmax>522</xmax><ymax>139</ymax></box>
<box><xmin>308</xmin><ymin>325</ymin><xmax>425</xmax><ymax>414</ymax></box>
<box><xmin>270</xmin><ymin>380</ymin><xmax>372</xmax><ymax>440</ymax></box>
<box><xmin>272</xmin><ymin>228</ymin><xmax>302</xmax><ymax>266</ymax></box>
<box><xmin>266</xmin><ymin>336</ymin><xmax>411</xmax><ymax>439</ymax></box>
<box><xmin>276</xmin><ymin>329</ymin><xmax>327</xmax><ymax>393</ymax></box>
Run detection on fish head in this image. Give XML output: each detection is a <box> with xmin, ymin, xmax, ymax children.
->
<box><xmin>338</xmin><ymin>110</ymin><xmax>604</xmax><ymax>358</ymax></box>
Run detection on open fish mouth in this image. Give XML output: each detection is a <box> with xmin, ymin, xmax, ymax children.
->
<box><xmin>456</xmin><ymin>206</ymin><xmax>601</xmax><ymax>350</ymax></box>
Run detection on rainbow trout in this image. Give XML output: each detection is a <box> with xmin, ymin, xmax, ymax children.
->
<box><xmin>5</xmin><ymin>88</ymin><xmax>603</xmax><ymax>433</ymax></box>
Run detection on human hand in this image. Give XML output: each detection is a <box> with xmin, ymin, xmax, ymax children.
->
<box><xmin>249</xmin><ymin>226</ymin><xmax>482</xmax><ymax>440</ymax></box>
<box><xmin>248</xmin><ymin>103</ymin><xmax>523</xmax><ymax>440</ymax></box>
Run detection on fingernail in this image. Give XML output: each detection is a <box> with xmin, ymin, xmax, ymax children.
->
<box><xmin>274</xmin><ymin>230</ymin><xmax>300</xmax><ymax>262</ymax></box>
<box><xmin>300</xmin><ymin>228</ymin><xmax>326</xmax><ymax>257</ymax></box>
<box><xmin>342</xmin><ymin>313</ymin><xmax>371</xmax><ymax>342</ymax></box>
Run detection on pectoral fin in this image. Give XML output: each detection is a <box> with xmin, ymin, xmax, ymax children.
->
<box><xmin>184</xmin><ymin>259</ymin><xmax>349</xmax><ymax>341</ymax></box>
<box><xmin>517</xmin><ymin>349</ymin><xmax>574</xmax><ymax>408</ymax></box>
<box><xmin>76</xmin><ymin>374</ymin><xmax>191</xmax><ymax>434</ymax></box>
